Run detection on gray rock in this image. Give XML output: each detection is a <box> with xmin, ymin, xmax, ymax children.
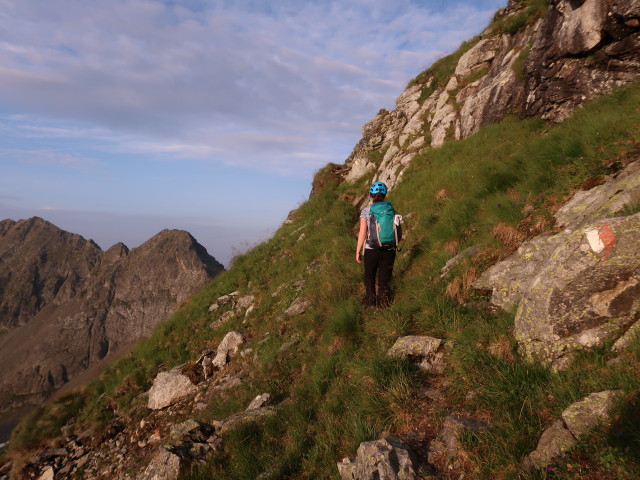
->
<box><xmin>284</xmin><ymin>298</ymin><xmax>311</xmax><ymax>316</ymax></box>
<box><xmin>387</xmin><ymin>336</ymin><xmax>443</xmax><ymax>358</ymax></box>
<box><xmin>138</xmin><ymin>449</ymin><xmax>181</xmax><ymax>480</ymax></box>
<box><xmin>474</xmin><ymin>161</ymin><xmax>640</xmax><ymax>369</ymax></box>
<box><xmin>455</xmin><ymin>38</ymin><xmax>500</xmax><ymax>77</ymax></box>
<box><xmin>236</xmin><ymin>295</ymin><xmax>255</xmax><ymax>310</ymax></box>
<box><xmin>515</xmin><ymin>212</ymin><xmax>640</xmax><ymax>368</ymax></box>
<box><xmin>167</xmin><ymin>420</ymin><xmax>215</xmax><ymax>446</ymax></box>
<box><xmin>337</xmin><ymin>436</ymin><xmax>419</xmax><ymax>480</ymax></box>
<box><xmin>212</xmin><ymin>331</ymin><xmax>244</xmax><ymax>368</ymax></box>
<box><xmin>561</xmin><ymin>390</ymin><xmax>622</xmax><ymax>439</ymax></box>
<box><xmin>148</xmin><ymin>370</ymin><xmax>197</xmax><ymax>410</ymax></box>
<box><xmin>387</xmin><ymin>336</ymin><xmax>447</xmax><ymax>373</ymax></box>
<box><xmin>440</xmin><ymin>245</ymin><xmax>480</xmax><ymax>278</ymax></box>
<box><xmin>246</xmin><ymin>393</ymin><xmax>271</xmax><ymax>411</ymax></box>
<box><xmin>523</xmin><ymin>419</ymin><xmax>576</xmax><ymax>470</ymax></box>
<box><xmin>555</xmin><ymin>161</ymin><xmax>640</xmax><ymax>228</ymax></box>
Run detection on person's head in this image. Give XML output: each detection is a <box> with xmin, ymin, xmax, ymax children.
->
<box><xmin>369</xmin><ymin>181</ymin><xmax>387</xmax><ymax>203</ymax></box>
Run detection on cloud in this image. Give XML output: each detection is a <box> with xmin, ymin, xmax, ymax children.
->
<box><xmin>0</xmin><ymin>148</ymin><xmax>102</xmax><ymax>170</ymax></box>
<box><xmin>0</xmin><ymin>0</ymin><xmax>506</xmax><ymax>174</ymax></box>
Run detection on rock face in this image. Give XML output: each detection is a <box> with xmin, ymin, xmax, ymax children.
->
<box><xmin>339</xmin><ymin>0</ymin><xmax>640</xmax><ymax>192</ymax></box>
<box><xmin>474</xmin><ymin>160</ymin><xmax>640</xmax><ymax>369</ymax></box>
<box><xmin>0</xmin><ymin>217</ymin><xmax>224</xmax><ymax>399</ymax></box>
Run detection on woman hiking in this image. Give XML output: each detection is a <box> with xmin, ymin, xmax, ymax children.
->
<box><xmin>356</xmin><ymin>181</ymin><xmax>402</xmax><ymax>307</ymax></box>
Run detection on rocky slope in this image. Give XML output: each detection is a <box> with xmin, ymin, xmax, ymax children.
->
<box><xmin>0</xmin><ymin>217</ymin><xmax>224</xmax><ymax>401</ymax></box>
<box><xmin>342</xmin><ymin>0</ymin><xmax>640</xmax><ymax>192</ymax></box>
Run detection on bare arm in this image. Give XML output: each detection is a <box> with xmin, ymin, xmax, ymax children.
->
<box><xmin>356</xmin><ymin>218</ymin><xmax>367</xmax><ymax>263</ymax></box>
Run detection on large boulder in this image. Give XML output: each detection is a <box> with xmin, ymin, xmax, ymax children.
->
<box><xmin>212</xmin><ymin>331</ymin><xmax>245</xmax><ymax>368</ymax></box>
<box><xmin>337</xmin><ymin>436</ymin><xmax>420</xmax><ymax>480</ymax></box>
<box><xmin>474</xmin><ymin>160</ymin><xmax>640</xmax><ymax>369</ymax></box>
<box><xmin>148</xmin><ymin>370</ymin><xmax>198</xmax><ymax>410</ymax></box>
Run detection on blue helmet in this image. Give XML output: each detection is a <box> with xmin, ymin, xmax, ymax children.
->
<box><xmin>369</xmin><ymin>181</ymin><xmax>387</xmax><ymax>195</ymax></box>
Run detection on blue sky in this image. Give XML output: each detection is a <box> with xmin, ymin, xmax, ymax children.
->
<box><xmin>0</xmin><ymin>0</ymin><xmax>507</xmax><ymax>265</ymax></box>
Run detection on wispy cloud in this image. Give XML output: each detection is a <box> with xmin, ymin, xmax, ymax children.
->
<box><xmin>0</xmin><ymin>0</ymin><xmax>505</xmax><ymax>174</ymax></box>
<box><xmin>0</xmin><ymin>148</ymin><xmax>102</xmax><ymax>170</ymax></box>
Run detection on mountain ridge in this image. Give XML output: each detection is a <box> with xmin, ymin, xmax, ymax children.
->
<box><xmin>0</xmin><ymin>217</ymin><xmax>224</xmax><ymax>405</ymax></box>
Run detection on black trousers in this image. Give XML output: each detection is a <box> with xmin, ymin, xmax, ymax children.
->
<box><xmin>363</xmin><ymin>248</ymin><xmax>396</xmax><ymax>307</ymax></box>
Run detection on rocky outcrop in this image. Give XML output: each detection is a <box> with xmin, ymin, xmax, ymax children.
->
<box><xmin>0</xmin><ymin>218</ymin><xmax>224</xmax><ymax>400</ymax></box>
<box><xmin>474</xmin><ymin>160</ymin><xmax>640</xmax><ymax>369</ymax></box>
<box><xmin>337</xmin><ymin>436</ymin><xmax>421</xmax><ymax>480</ymax></box>
<box><xmin>339</xmin><ymin>0</ymin><xmax>640</xmax><ymax>191</ymax></box>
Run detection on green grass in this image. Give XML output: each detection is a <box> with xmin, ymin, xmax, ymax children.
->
<box><xmin>492</xmin><ymin>0</ymin><xmax>550</xmax><ymax>35</ymax></box>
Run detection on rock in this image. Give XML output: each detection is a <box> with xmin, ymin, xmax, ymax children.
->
<box><xmin>139</xmin><ymin>448</ymin><xmax>181</xmax><ymax>480</ymax></box>
<box><xmin>427</xmin><ymin>416</ymin><xmax>489</xmax><ymax>468</ymax></box>
<box><xmin>440</xmin><ymin>245</ymin><xmax>480</xmax><ymax>278</ymax></box>
<box><xmin>523</xmin><ymin>419</ymin><xmax>577</xmax><ymax>470</ymax></box>
<box><xmin>148</xmin><ymin>370</ymin><xmax>197</xmax><ymax>410</ymax></box>
<box><xmin>37</xmin><ymin>466</ymin><xmax>54</xmax><ymax>480</ymax></box>
<box><xmin>555</xmin><ymin>161</ymin><xmax>640</xmax><ymax>228</ymax></box>
<box><xmin>284</xmin><ymin>298</ymin><xmax>311</xmax><ymax>316</ymax></box>
<box><xmin>212</xmin><ymin>331</ymin><xmax>244</xmax><ymax>368</ymax></box>
<box><xmin>246</xmin><ymin>393</ymin><xmax>271</xmax><ymax>410</ymax></box>
<box><xmin>237</xmin><ymin>295</ymin><xmax>255</xmax><ymax>310</ymax></box>
<box><xmin>387</xmin><ymin>336</ymin><xmax>447</xmax><ymax>373</ymax></box>
<box><xmin>612</xmin><ymin>320</ymin><xmax>640</xmax><ymax>352</ymax></box>
<box><xmin>515</xmin><ymin>212</ymin><xmax>640</xmax><ymax>369</ymax></box>
<box><xmin>279</xmin><ymin>339</ymin><xmax>299</xmax><ymax>352</ymax></box>
<box><xmin>474</xmin><ymin>160</ymin><xmax>640</xmax><ymax>369</ymax></box>
<box><xmin>211</xmin><ymin>375</ymin><xmax>243</xmax><ymax>392</ymax></box>
<box><xmin>561</xmin><ymin>390</ymin><xmax>622</xmax><ymax>439</ymax></box>
<box><xmin>167</xmin><ymin>420</ymin><xmax>215</xmax><ymax>446</ymax></box>
<box><xmin>387</xmin><ymin>336</ymin><xmax>442</xmax><ymax>358</ymax></box>
<box><xmin>272</xmin><ymin>283</ymin><xmax>287</xmax><ymax>297</ymax></box>
<box><xmin>473</xmin><ymin>234</ymin><xmax>563</xmax><ymax>310</ymax></box>
<box><xmin>337</xmin><ymin>436</ymin><xmax>419</xmax><ymax>480</ymax></box>
<box><xmin>39</xmin><ymin>448</ymin><xmax>67</xmax><ymax>460</ymax></box>
<box><xmin>524</xmin><ymin>390</ymin><xmax>623</xmax><ymax>469</ymax></box>
<box><xmin>219</xmin><ymin>407</ymin><xmax>277</xmax><ymax>434</ymax></box>
<box><xmin>455</xmin><ymin>38</ymin><xmax>500</xmax><ymax>77</ymax></box>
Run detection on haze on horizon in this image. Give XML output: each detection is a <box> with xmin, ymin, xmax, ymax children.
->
<box><xmin>0</xmin><ymin>0</ymin><xmax>507</xmax><ymax>265</ymax></box>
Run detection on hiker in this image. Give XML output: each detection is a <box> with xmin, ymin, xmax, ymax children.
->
<box><xmin>356</xmin><ymin>181</ymin><xmax>402</xmax><ymax>307</ymax></box>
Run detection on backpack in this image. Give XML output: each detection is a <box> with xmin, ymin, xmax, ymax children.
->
<box><xmin>367</xmin><ymin>201</ymin><xmax>401</xmax><ymax>249</ymax></box>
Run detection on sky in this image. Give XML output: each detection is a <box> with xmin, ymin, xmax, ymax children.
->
<box><xmin>0</xmin><ymin>0</ymin><xmax>507</xmax><ymax>266</ymax></box>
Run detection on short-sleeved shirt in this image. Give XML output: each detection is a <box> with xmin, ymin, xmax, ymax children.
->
<box><xmin>360</xmin><ymin>206</ymin><xmax>374</xmax><ymax>249</ymax></box>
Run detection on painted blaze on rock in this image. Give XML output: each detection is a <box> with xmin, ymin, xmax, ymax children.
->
<box><xmin>475</xmin><ymin>160</ymin><xmax>640</xmax><ymax>369</ymax></box>
<box><xmin>516</xmin><ymin>213</ymin><xmax>640</xmax><ymax>369</ymax></box>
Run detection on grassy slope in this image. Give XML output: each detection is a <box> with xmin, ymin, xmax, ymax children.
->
<box><xmin>6</xmin><ymin>8</ymin><xmax>640</xmax><ymax>474</ymax></box>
